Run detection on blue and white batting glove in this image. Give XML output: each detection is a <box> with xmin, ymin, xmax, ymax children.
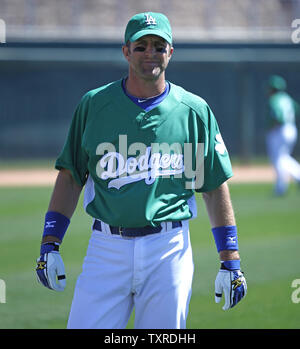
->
<box><xmin>36</xmin><ymin>242</ymin><xmax>66</xmax><ymax>292</ymax></box>
<box><xmin>215</xmin><ymin>261</ymin><xmax>247</xmax><ymax>310</ymax></box>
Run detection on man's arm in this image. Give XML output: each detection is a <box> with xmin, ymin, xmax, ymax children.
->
<box><xmin>42</xmin><ymin>168</ymin><xmax>83</xmax><ymax>244</ymax></box>
<box><xmin>202</xmin><ymin>181</ymin><xmax>239</xmax><ymax>261</ymax></box>
<box><xmin>202</xmin><ymin>181</ymin><xmax>247</xmax><ymax>310</ymax></box>
<box><xmin>36</xmin><ymin>169</ymin><xmax>82</xmax><ymax>292</ymax></box>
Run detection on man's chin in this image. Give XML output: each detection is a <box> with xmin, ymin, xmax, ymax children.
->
<box><xmin>141</xmin><ymin>69</ymin><xmax>163</xmax><ymax>81</ymax></box>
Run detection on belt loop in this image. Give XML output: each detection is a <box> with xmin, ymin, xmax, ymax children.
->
<box><xmin>102</xmin><ymin>221</ymin><xmax>111</xmax><ymax>235</ymax></box>
<box><xmin>166</xmin><ymin>222</ymin><xmax>172</xmax><ymax>231</ymax></box>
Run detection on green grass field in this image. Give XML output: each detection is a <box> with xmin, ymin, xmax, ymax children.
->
<box><xmin>0</xmin><ymin>182</ymin><xmax>299</xmax><ymax>329</ymax></box>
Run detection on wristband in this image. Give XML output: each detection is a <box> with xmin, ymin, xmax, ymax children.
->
<box><xmin>221</xmin><ymin>260</ymin><xmax>241</xmax><ymax>271</ymax></box>
<box><xmin>212</xmin><ymin>225</ymin><xmax>239</xmax><ymax>253</ymax></box>
<box><xmin>40</xmin><ymin>242</ymin><xmax>60</xmax><ymax>254</ymax></box>
<box><xmin>43</xmin><ymin>211</ymin><xmax>70</xmax><ymax>242</ymax></box>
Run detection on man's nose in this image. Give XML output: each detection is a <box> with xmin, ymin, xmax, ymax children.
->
<box><xmin>144</xmin><ymin>44</ymin><xmax>156</xmax><ymax>56</ymax></box>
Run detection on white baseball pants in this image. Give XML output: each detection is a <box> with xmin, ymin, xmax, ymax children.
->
<box><xmin>67</xmin><ymin>220</ymin><xmax>194</xmax><ymax>329</ymax></box>
<box><xmin>266</xmin><ymin>123</ymin><xmax>300</xmax><ymax>195</ymax></box>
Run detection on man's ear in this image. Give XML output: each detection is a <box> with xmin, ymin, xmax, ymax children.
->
<box><xmin>122</xmin><ymin>45</ymin><xmax>130</xmax><ymax>62</ymax></box>
<box><xmin>168</xmin><ymin>46</ymin><xmax>174</xmax><ymax>60</ymax></box>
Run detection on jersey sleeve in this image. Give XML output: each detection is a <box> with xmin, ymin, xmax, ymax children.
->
<box><xmin>196</xmin><ymin>105</ymin><xmax>233</xmax><ymax>193</ymax></box>
<box><xmin>268</xmin><ymin>97</ymin><xmax>284</xmax><ymax>125</ymax></box>
<box><xmin>55</xmin><ymin>93</ymin><xmax>90</xmax><ymax>187</ymax></box>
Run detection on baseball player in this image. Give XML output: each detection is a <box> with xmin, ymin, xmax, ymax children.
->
<box><xmin>266</xmin><ymin>75</ymin><xmax>300</xmax><ymax>196</ymax></box>
<box><xmin>36</xmin><ymin>12</ymin><xmax>247</xmax><ymax>329</ymax></box>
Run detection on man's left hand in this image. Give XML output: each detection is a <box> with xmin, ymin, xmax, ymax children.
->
<box><xmin>215</xmin><ymin>266</ymin><xmax>247</xmax><ymax>310</ymax></box>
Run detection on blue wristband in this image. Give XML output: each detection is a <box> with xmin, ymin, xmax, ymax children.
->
<box><xmin>40</xmin><ymin>242</ymin><xmax>60</xmax><ymax>254</ymax></box>
<box><xmin>221</xmin><ymin>260</ymin><xmax>241</xmax><ymax>270</ymax></box>
<box><xmin>212</xmin><ymin>225</ymin><xmax>239</xmax><ymax>253</ymax></box>
<box><xmin>43</xmin><ymin>211</ymin><xmax>70</xmax><ymax>242</ymax></box>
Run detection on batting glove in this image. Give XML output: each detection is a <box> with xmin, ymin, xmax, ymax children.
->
<box><xmin>36</xmin><ymin>242</ymin><xmax>66</xmax><ymax>292</ymax></box>
<box><xmin>215</xmin><ymin>262</ymin><xmax>247</xmax><ymax>310</ymax></box>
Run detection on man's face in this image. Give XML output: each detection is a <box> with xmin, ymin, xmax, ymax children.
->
<box><xmin>123</xmin><ymin>35</ymin><xmax>173</xmax><ymax>81</ymax></box>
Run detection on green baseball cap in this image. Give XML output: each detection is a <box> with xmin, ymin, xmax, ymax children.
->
<box><xmin>124</xmin><ymin>12</ymin><xmax>172</xmax><ymax>45</ymax></box>
<box><xmin>268</xmin><ymin>75</ymin><xmax>287</xmax><ymax>91</ymax></box>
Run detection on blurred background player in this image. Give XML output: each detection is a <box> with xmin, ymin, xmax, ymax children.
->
<box><xmin>266</xmin><ymin>75</ymin><xmax>300</xmax><ymax>196</ymax></box>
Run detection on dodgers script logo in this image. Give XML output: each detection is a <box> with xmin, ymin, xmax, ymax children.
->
<box><xmin>95</xmin><ymin>135</ymin><xmax>204</xmax><ymax>190</ymax></box>
<box><xmin>97</xmin><ymin>147</ymin><xmax>184</xmax><ymax>190</ymax></box>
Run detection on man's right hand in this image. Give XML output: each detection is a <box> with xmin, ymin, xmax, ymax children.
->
<box><xmin>36</xmin><ymin>242</ymin><xmax>66</xmax><ymax>292</ymax></box>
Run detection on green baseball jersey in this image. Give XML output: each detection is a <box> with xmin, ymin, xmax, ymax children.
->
<box><xmin>55</xmin><ymin>79</ymin><xmax>233</xmax><ymax>227</ymax></box>
<box><xmin>268</xmin><ymin>91</ymin><xmax>298</xmax><ymax>128</ymax></box>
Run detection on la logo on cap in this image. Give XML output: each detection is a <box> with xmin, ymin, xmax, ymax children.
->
<box><xmin>145</xmin><ymin>14</ymin><xmax>157</xmax><ymax>25</ymax></box>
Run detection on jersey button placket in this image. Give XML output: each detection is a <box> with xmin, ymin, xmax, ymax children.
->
<box><xmin>136</xmin><ymin>111</ymin><xmax>152</xmax><ymax>128</ymax></box>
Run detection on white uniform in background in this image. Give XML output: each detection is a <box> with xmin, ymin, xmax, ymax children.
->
<box><xmin>266</xmin><ymin>77</ymin><xmax>300</xmax><ymax>195</ymax></box>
